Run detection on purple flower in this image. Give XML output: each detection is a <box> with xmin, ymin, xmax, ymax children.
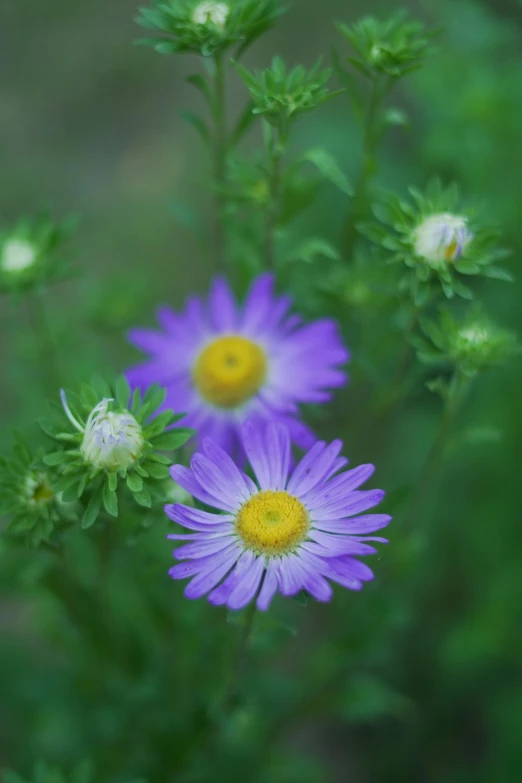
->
<box><xmin>127</xmin><ymin>274</ymin><xmax>348</xmax><ymax>458</ymax></box>
<box><xmin>166</xmin><ymin>422</ymin><xmax>390</xmax><ymax>612</ymax></box>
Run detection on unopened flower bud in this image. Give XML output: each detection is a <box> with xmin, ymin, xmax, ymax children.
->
<box><xmin>1</xmin><ymin>238</ymin><xmax>37</xmax><ymax>273</ymax></box>
<box><xmin>80</xmin><ymin>399</ymin><xmax>144</xmax><ymax>471</ymax></box>
<box><xmin>413</xmin><ymin>213</ymin><xmax>472</xmax><ymax>265</ymax></box>
<box><xmin>192</xmin><ymin>1</ymin><xmax>229</xmax><ymax>28</ymax></box>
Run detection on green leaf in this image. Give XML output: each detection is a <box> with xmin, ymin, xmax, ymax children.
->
<box><xmin>44</xmin><ymin>451</ymin><xmax>69</xmax><ymax>466</ymax></box>
<box><xmin>286</xmin><ymin>238</ymin><xmax>340</xmax><ymax>265</ymax></box>
<box><xmin>103</xmin><ymin>481</ymin><xmax>118</xmax><ymax>518</ymax></box>
<box><xmin>302</xmin><ymin>148</ymin><xmax>353</xmax><ymax>195</ymax></box>
<box><xmin>187</xmin><ymin>74</ymin><xmax>212</xmax><ymax>105</ymax></box>
<box><xmin>82</xmin><ymin>493</ymin><xmax>102</xmax><ymax>529</ymax></box>
<box><xmin>115</xmin><ymin>375</ymin><xmax>130</xmax><ymax>409</ymax></box>
<box><xmin>108</xmin><ymin>472</ymin><xmax>118</xmax><ymax>492</ymax></box>
<box><xmin>127</xmin><ymin>472</ymin><xmax>144</xmax><ymax>493</ymax></box>
<box><xmin>180</xmin><ymin>111</ymin><xmax>210</xmax><ymax>144</ymax></box>
<box><xmin>152</xmin><ymin>429</ymin><xmax>194</xmax><ymax>451</ymax></box>
<box><xmin>144</xmin><ymin>409</ymin><xmax>176</xmax><ymax>438</ymax></box>
<box><xmin>231</xmin><ymin>101</ymin><xmax>257</xmax><ymax>146</ymax></box>
<box><xmin>133</xmin><ymin>486</ymin><xmax>152</xmax><ymax>508</ymax></box>
<box><xmin>143</xmin><ymin>461</ymin><xmax>170</xmax><ymax>479</ymax></box>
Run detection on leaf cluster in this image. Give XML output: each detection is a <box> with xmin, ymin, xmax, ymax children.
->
<box><xmin>0</xmin><ymin>213</ymin><xmax>77</xmax><ymax>296</ymax></box>
<box><xmin>39</xmin><ymin>376</ymin><xmax>193</xmax><ymax>529</ymax></box>
<box><xmin>234</xmin><ymin>57</ymin><xmax>340</xmax><ymax>135</ymax></box>
<box><xmin>359</xmin><ymin>177</ymin><xmax>513</xmax><ymax>306</ymax></box>
<box><xmin>336</xmin><ymin>9</ymin><xmax>438</xmax><ymax>80</ymax></box>
<box><xmin>136</xmin><ymin>0</ymin><xmax>284</xmax><ymax>58</ymax></box>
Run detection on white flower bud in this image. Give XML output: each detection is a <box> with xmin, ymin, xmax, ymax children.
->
<box><xmin>2</xmin><ymin>238</ymin><xmax>37</xmax><ymax>273</ymax></box>
<box><xmin>81</xmin><ymin>399</ymin><xmax>144</xmax><ymax>471</ymax></box>
<box><xmin>413</xmin><ymin>213</ymin><xmax>472</xmax><ymax>265</ymax></box>
<box><xmin>192</xmin><ymin>1</ymin><xmax>229</xmax><ymax>28</ymax></box>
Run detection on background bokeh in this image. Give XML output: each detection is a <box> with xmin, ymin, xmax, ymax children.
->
<box><xmin>1</xmin><ymin>0</ymin><xmax>522</xmax><ymax>781</ymax></box>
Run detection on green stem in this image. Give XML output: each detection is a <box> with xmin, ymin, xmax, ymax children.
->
<box><xmin>264</xmin><ymin>137</ymin><xmax>283</xmax><ymax>272</ymax></box>
<box><xmin>212</xmin><ymin>51</ymin><xmax>227</xmax><ymax>272</ymax></box>
<box><xmin>375</xmin><ymin>305</ymin><xmax>421</xmax><ymax>419</ymax></box>
<box><xmin>220</xmin><ymin>599</ymin><xmax>258</xmax><ymax>710</ymax></box>
<box><xmin>27</xmin><ymin>289</ymin><xmax>61</xmax><ymax>393</ymax></box>
<box><xmin>402</xmin><ymin>368</ymin><xmax>471</xmax><ymax>533</ymax></box>
<box><xmin>343</xmin><ymin>75</ymin><xmax>390</xmax><ymax>258</ymax></box>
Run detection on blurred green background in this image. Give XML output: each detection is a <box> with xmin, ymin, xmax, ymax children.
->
<box><xmin>1</xmin><ymin>0</ymin><xmax>522</xmax><ymax>781</ymax></box>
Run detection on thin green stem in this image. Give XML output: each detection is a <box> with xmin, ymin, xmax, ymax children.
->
<box><xmin>264</xmin><ymin>136</ymin><xmax>283</xmax><ymax>271</ymax></box>
<box><xmin>220</xmin><ymin>599</ymin><xmax>258</xmax><ymax>711</ymax></box>
<box><xmin>211</xmin><ymin>51</ymin><xmax>227</xmax><ymax>272</ymax></box>
<box><xmin>27</xmin><ymin>289</ymin><xmax>61</xmax><ymax>393</ymax></box>
<box><xmin>343</xmin><ymin>75</ymin><xmax>391</xmax><ymax>258</ymax></box>
<box><xmin>375</xmin><ymin>305</ymin><xmax>421</xmax><ymax>420</ymax></box>
<box><xmin>402</xmin><ymin>369</ymin><xmax>471</xmax><ymax>533</ymax></box>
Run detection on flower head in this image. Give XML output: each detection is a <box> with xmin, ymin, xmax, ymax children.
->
<box><xmin>359</xmin><ymin>178</ymin><xmax>512</xmax><ymax>304</ymax></box>
<box><xmin>127</xmin><ymin>274</ymin><xmax>349</xmax><ymax>459</ymax></box>
<box><xmin>235</xmin><ymin>57</ymin><xmax>338</xmax><ymax>133</ymax></box>
<box><xmin>0</xmin><ymin>437</ymin><xmax>74</xmax><ymax>547</ymax></box>
<box><xmin>413</xmin><ymin>213</ymin><xmax>472</xmax><ymax>266</ymax></box>
<box><xmin>0</xmin><ymin>214</ymin><xmax>76</xmax><ymax>295</ymax></box>
<box><xmin>336</xmin><ymin>10</ymin><xmax>437</xmax><ymax>80</ymax></box>
<box><xmin>192</xmin><ymin>1</ymin><xmax>229</xmax><ymax>28</ymax></box>
<box><xmin>78</xmin><ymin>398</ymin><xmax>145</xmax><ymax>470</ymax></box>
<box><xmin>2</xmin><ymin>238</ymin><xmax>38</xmax><ymax>273</ymax></box>
<box><xmin>166</xmin><ymin>423</ymin><xmax>390</xmax><ymax>611</ymax></box>
<box><xmin>136</xmin><ymin>0</ymin><xmax>284</xmax><ymax>58</ymax></box>
<box><xmin>40</xmin><ymin>377</ymin><xmax>193</xmax><ymax>528</ymax></box>
<box><xmin>416</xmin><ymin>308</ymin><xmax>519</xmax><ymax>378</ymax></box>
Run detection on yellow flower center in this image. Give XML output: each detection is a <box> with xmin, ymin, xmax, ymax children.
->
<box><xmin>193</xmin><ymin>335</ymin><xmax>267</xmax><ymax>409</ymax></box>
<box><xmin>236</xmin><ymin>490</ymin><xmax>310</xmax><ymax>556</ymax></box>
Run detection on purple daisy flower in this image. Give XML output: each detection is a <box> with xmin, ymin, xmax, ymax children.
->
<box><xmin>166</xmin><ymin>422</ymin><xmax>390</xmax><ymax>612</ymax></box>
<box><xmin>127</xmin><ymin>274</ymin><xmax>348</xmax><ymax>457</ymax></box>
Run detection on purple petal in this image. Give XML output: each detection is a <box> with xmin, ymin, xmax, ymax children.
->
<box><xmin>287</xmin><ymin>440</ymin><xmax>343</xmax><ymax>497</ymax></box>
<box><xmin>256</xmin><ymin>562</ymin><xmax>279</xmax><ymax>611</ymax></box>
<box><xmin>184</xmin><ymin>544</ymin><xmax>240</xmax><ymax>599</ymax></box>
<box><xmin>227</xmin><ymin>555</ymin><xmax>265</xmax><ymax>611</ymax></box>
<box><xmin>303</xmin><ymin>464</ymin><xmax>375</xmax><ymax>506</ymax></box>
<box><xmin>201</xmin><ymin>438</ymin><xmax>256</xmax><ymax>500</ymax></box>
<box><xmin>241</xmin><ymin>421</ymin><xmax>271</xmax><ymax>488</ymax></box>
<box><xmin>240</xmin><ymin>273</ymin><xmax>275</xmax><ymax>334</ymax></box>
<box><xmin>173</xmin><ymin>536</ymin><xmax>236</xmax><ymax>560</ymax></box>
<box><xmin>312</xmin><ymin>490</ymin><xmax>386</xmax><ymax>519</ymax></box>
<box><xmin>303</xmin><ymin>571</ymin><xmax>333</xmax><ymax>602</ymax></box>
<box><xmin>303</xmin><ymin>533</ymin><xmax>377</xmax><ymax>557</ymax></box>
<box><xmin>190</xmin><ymin>454</ymin><xmax>244</xmax><ymax>513</ymax></box>
<box><xmin>276</xmin><ymin>555</ymin><xmax>308</xmax><ymax>597</ymax></box>
<box><xmin>208</xmin><ymin>550</ymin><xmax>255</xmax><ymax>606</ymax></box>
<box><xmin>165</xmin><ymin>503</ymin><xmax>234</xmax><ymax>532</ymax></box>
<box><xmin>313</xmin><ymin>513</ymin><xmax>391</xmax><ymax>535</ymax></box>
<box><xmin>208</xmin><ymin>277</ymin><xmax>238</xmax><ymax>333</ymax></box>
<box><xmin>169</xmin><ymin>465</ymin><xmax>232</xmax><ymax>511</ymax></box>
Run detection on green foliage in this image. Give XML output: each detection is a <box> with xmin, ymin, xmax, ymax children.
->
<box><xmin>336</xmin><ymin>9</ymin><xmax>438</xmax><ymax>80</ymax></box>
<box><xmin>415</xmin><ymin>307</ymin><xmax>520</xmax><ymax>378</ymax></box>
<box><xmin>39</xmin><ymin>377</ymin><xmax>193</xmax><ymax>529</ymax></box>
<box><xmin>359</xmin><ymin>178</ymin><xmax>513</xmax><ymax>306</ymax></box>
<box><xmin>0</xmin><ymin>213</ymin><xmax>77</xmax><ymax>296</ymax></box>
<box><xmin>0</xmin><ymin>437</ymin><xmax>76</xmax><ymax>548</ymax></box>
<box><xmin>1</xmin><ymin>1</ymin><xmax>522</xmax><ymax>782</ymax></box>
<box><xmin>136</xmin><ymin>0</ymin><xmax>284</xmax><ymax>57</ymax></box>
<box><xmin>2</xmin><ymin>760</ymin><xmax>146</xmax><ymax>783</ymax></box>
<box><xmin>234</xmin><ymin>57</ymin><xmax>340</xmax><ymax>136</ymax></box>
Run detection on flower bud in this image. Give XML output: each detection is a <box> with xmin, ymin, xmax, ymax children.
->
<box><xmin>192</xmin><ymin>1</ymin><xmax>229</xmax><ymax>28</ymax></box>
<box><xmin>413</xmin><ymin>213</ymin><xmax>472</xmax><ymax>265</ymax></box>
<box><xmin>81</xmin><ymin>399</ymin><xmax>144</xmax><ymax>471</ymax></box>
<box><xmin>1</xmin><ymin>238</ymin><xmax>37</xmax><ymax>273</ymax></box>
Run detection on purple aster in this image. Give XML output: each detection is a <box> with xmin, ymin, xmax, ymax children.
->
<box><xmin>166</xmin><ymin>422</ymin><xmax>390</xmax><ymax>612</ymax></box>
<box><xmin>126</xmin><ymin>274</ymin><xmax>348</xmax><ymax>458</ymax></box>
